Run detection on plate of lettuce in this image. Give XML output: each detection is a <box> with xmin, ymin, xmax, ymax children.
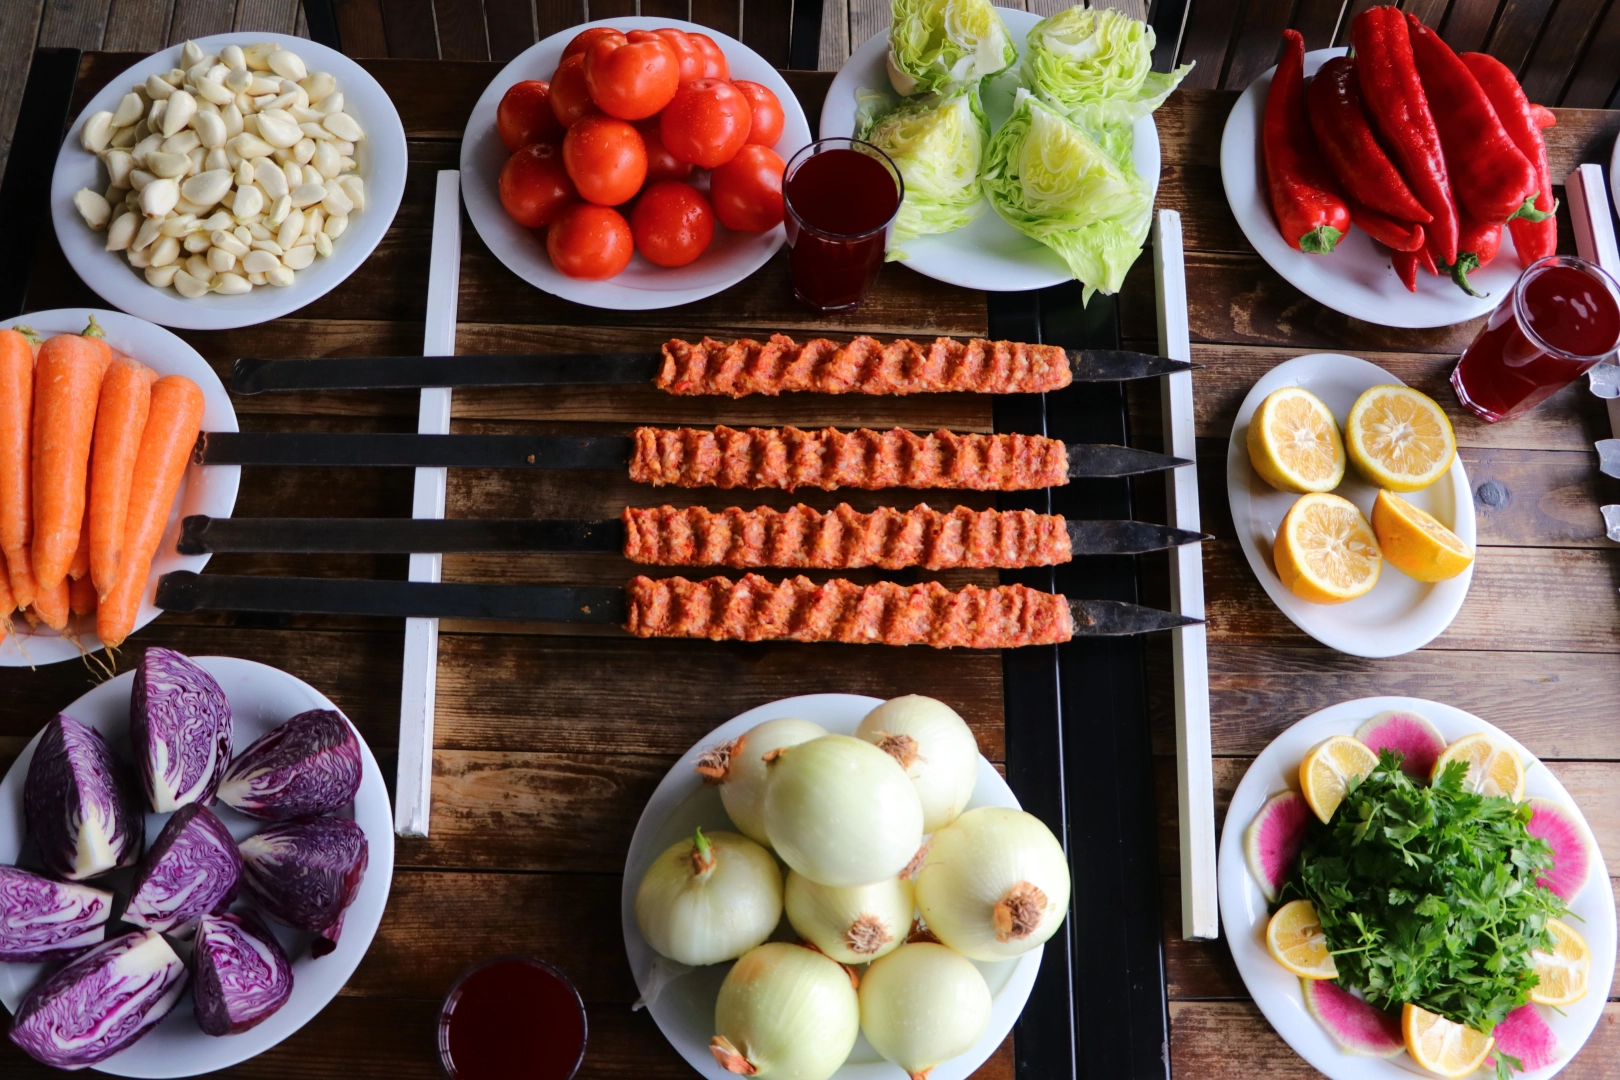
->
<box><xmin>823</xmin><ymin>1</ymin><xmax>1190</xmax><ymax>299</ymax></box>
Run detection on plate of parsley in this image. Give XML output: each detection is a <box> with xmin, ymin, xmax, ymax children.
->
<box><xmin>1218</xmin><ymin>696</ymin><xmax>1615</xmax><ymax>1080</ymax></box>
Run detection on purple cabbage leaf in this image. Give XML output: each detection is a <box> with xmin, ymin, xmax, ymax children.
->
<box><xmin>217</xmin><ymin>709</ymin><xmax>361</xmax><ymax>821</ymax></box>
<box><xmin>0</xmin><ymin>865</ymin><xmax>112</xmax><ymax>962</ymax></box>
<box><xmin>131</xmin><ymin>647</ymin><xmax>233</xmax><ymax>813</ymax></box>
<box><xmin>8</xmin><ymin>929</ymin><xmax>188</xmax><ymax>1069</ymax></box>
<box><xmin>23</xmin><ymin>715</ymin><xmax>144</xmax><ymax>881</ymax></box>
<box><xmin>124</xmin><ymin>804</ymin><xmax>242</xmax><ymax>939</ymax></box>
<box><xmin>193</xmin><ymin>910</ymin><xmax>295</xmax><ymax>1036</ymax></box>
<box><xmin>239</xmin><ymin>816</ymin><xmax>368</xmax><ymax>958</ymax></box>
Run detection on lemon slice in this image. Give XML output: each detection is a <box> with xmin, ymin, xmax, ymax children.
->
<box><xmin>1299</xmin><ymin>734</ymin><xmax>1380</xmax><ymax>823</ymax></box>
<box><xmin>1371</xmin><ymin>490</ymin><xmax>1474</xmax><ymax>583</ymax></box>
<box><xmin>1247</xmin><ymin>387</ymin><xmax>1346</xmax><ymax>493</ymax></box>
<box><xmin>1266</xmin><ymin>899</ymin><xmax>1338</xmax><ymax>979</ymax></box>
<box><xmin>1431</xmin><ymin>733</ymin><xmax>1525</xmax><ymax>800</ymax></box>
<box><xmin>1401</xmin><ymin>1003</ymin><xmax>1494</xmax><ymax>1078</ymax></box>
<box><xmin>1529</xmin><ymin>918</ymin><xmax>1590</xmax><ymax>1006</ymax></box>
<box><xmin>1273</xmin><ymin>493</ymin><xmax>1382</xmax><ymax>604</ymax></box>
<box><xmin>1345</xmin><ymin>385</ymin><xmax>1455</xmax><ymax>491</ymax></box>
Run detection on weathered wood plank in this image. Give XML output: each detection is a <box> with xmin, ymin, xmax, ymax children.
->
<box><xmin>431</xmin><ymin>0</ymin><xmax>491</xmax><ymax>59</ymax></box>
<box><xmin>102</xmin><ymin>0</ymin><xmax>172</xmax><ymax>51</ymax></box>
<box><xmin>848</xmin><ymin>0</ymin><xmax>888</xmax><ymax>55</ymax></box>
<box><xmin>1220</xmin><ymin>0</ymin><xmax>1293</xmax><ymax>91</ymax></box>
<box><xmin>1401</xmin><ymin>0</ymin><xmax>1451</xmax><ymax>33</ymax></box>
<box><xmin>37</xmin><ymin>0</ymin><xmax>108</xmax><ymax>48</ymax></box>
<box><xmin>168</xmin><ymin>0</ymin><xmax>238</xmax><ymax>44</ymax></box>
<box><xmin>820</xmin><ymin>0</ymin><xmax>850</xmax><ymax>70</ymax></box>
<box><xmin>1439</xmin><ymin>0</ymin><xmax>1502</xmax><ymax>53</ymax></box>
<box><xmin>234</xmin><ymin>0</ymin><xmax>302</xmax><ymax>34</ymax></box>
<box><xmin>0</xmin><ymin>0</ymin><xmax>46</xmax><ymax>184</ymax></box>
<box><xmin>1515</xmin><ymin>0</ymin><xmax>1607</xmax><ymax>105</ymax></box>
<box><xmin>382</xmin><ymin>0</ymin><xmax>440</xmax><ymax>58</ymax></box>
<box><xmin>1174</xmin><ymin>0</ymin><xmax>1242</xmax><ymax>89</ymax></box>
<box><xmin>1291</xmin><ymin>0</ymin><xmax>1349</xmax><ymax>50</ymax></box>
<box><xmin>692</xmin><ymin>0</ymin><xmax>742</xmax><ymax>38</ymax></box>
<box><xmin>332</xmin><ymin>0</ymin><xmax>389</xmax><ymax>56</ymax></box>
<box><xmin>539</xmin><ymin>0</ymin><xmax>589</xmax><ymax>40</ymax></box>
<box><xmin>1562</xmin><ymin>0</ymin><xmax>1620</xmax><ymax>107</ymax></box>
<box><xmin>741</xmin><ymin>0</ymin><xmax>791</xmax><ymax>66</ymax></box>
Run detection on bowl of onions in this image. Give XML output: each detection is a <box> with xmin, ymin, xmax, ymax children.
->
<box><xmin>620</xmin><ymin>693</ymin><xmax>1071</xmax><ymax>1080</ymax></box>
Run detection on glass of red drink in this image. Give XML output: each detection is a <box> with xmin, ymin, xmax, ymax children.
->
<box><xmin>782</xmin><ymin>137</ymin><xmax>904</xmax><ymax>312</ymax></box>
<box><xmin>439</xmin><ymin>956</ymin><xmax>587</xmax><ymax>1080</ymax></box>
<box><xmin>1451</xmin><ymin>254</ymin><xmax>1620</xmax><ymax>422</ymax></box>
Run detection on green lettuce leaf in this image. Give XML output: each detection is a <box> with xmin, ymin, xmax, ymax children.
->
<box><xmin>1021</xmin><ymin>6</ymin><xmax>1193</xmax><ymax>128</ymax></box>
<box><xmin>887</xmin><ymin>0</ymin><xmax>1017</xmax><ymax>96</ymax></box>
<box><xmin>981</xmin><ymin>89</ymin><xmax>1153</xmax><ymax>302</ymax></box>
<box><xmin>855</xmin><ymin>87</ymin><xmax>989</xmax><ymax>254</ymax></box>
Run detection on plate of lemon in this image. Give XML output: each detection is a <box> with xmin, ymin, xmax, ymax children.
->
<box><xmin>1225</xmin><ymin>353</ymin><xmax>1475</xmax><ymax>658</ymax></box>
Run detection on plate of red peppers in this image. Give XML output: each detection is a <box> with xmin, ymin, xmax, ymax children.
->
<box><xmin>1221</xmin><ymin>6</ymin><xmax>1559</xmax><ymax>329</ymax></box>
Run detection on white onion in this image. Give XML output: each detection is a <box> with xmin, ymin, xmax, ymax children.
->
<box><xmin>712</xmin><ymin>942</ymin><xmax>860</xmax><ymax>1080</ymax></box>
<box><xmin>914</xmin><ymin>807</ymin><xmax>1071</xmax><ymax>961</ymax></box>
<box><xmin>784</xmin><ymin>870</ymin><xmax>914</xmax><ymax>964</ymax></box>
<box><xmin>855</xmin><ymin>695</ymin><xmax>980</xmax><ymax>832</ymax></box>
<box><xmin>764</xmin><ymin>735</ymin><xmax>924</xmax><ymax>887</ymax></box>
<box><xmin>634</xmin><ymin>827</ymin><xmax>782</xmax><ymax>966</ymax></box>
<box><xmin>859</xmin><ymin>942</ymin><xmax>992</xmax><ymax>1080</ymax></box>
<box><xmin>697</xmin><ymin>717</ymin><xmax>827</xmax><ymax>846</ymax></box>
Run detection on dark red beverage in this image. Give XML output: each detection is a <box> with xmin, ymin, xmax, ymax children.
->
<box><xmin>439</xmin><ymin>957</ymin><xmax>586</xmax><ymax>1080</ymax></box>
<box><xmin>783</xmin><ymin>138</ymin><xmax>903</xmax><ymax>311</ymax></box>
<box><xmin>1452</xmin><ymin>256</ymin><xmax>1620</xmax><ymax>421</ymax></box>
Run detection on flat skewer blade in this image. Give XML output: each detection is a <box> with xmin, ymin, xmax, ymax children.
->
<box><xmin>1066</xmin><ymin>520</ymin><xmax>1210</xmax><ymax>555</ymax></box>
<box><xmin>177</xmin><ymin>515</ymin><xmax>624</xmax><ymax>555</ymax></box>
<box><xmin>156</xmin><ymin>572</ymin><xmax>628</xmax><ymax>623</ymax></box>
<box><xmin>1068</xmin><ymin>598</ymin><xmax>1203</xmax><ymax>636</ymax></box>
<box><xmin>1068</xmin><ymin>349</ymin><xmax>1196</xmax><ymax>381</ymax></box>
<box><xmin>194</xmin><ymin>432</ymin><xmax>635</xmax><ymax>469</ymax></box>
<box><xmin>1065</xmin><ymin>443</ymin><xmax>1191</xmax><ymax>478</ymax></box>
<box><xmin>232</xmin><ymin>353</ymin><xmax>663</xmax><ymax>394</ymax></box>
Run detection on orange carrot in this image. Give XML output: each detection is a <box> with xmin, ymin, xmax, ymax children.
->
<box><xmin>88</xmin><ymin>357</ymin><xmax>155</xmax><ymax>595</ymax></box>
<box><xmin>32</xmin><ymin>573</ymin><xmax>69</xmax><ymax>632</ymax></box>
<box><xmin>31</xmin><ymin>319</ymin><xmax>112</xmax><ymax>594</ymax></box>
<box><xmin>0</xmin><ymin>326</ymin><xmax>36</xmax><ymax>609</ymax></box>
<box><xmin>68</xmin><ymin>489</ymin><xmax>91</xmax><ymax>580</ymax></box>
<box><xmin>69</xmin><ymin>572</ymin><xmax>96</xmax><ymax>617</ymax></box>
<box><xmin>97</xmin><ymin>375</ymin><xmax>205</xmax><ymax>649</ymax></box>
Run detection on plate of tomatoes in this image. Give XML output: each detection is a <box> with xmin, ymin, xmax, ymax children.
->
<box><xmin>460</xmin><ymin>18</ymin><xmax>811</xmax><ymax>310</ymax></box>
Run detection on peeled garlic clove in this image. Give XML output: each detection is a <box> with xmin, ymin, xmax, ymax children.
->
<box><xmin>206</xmin><ymin>246</ymin><xmax>236</xmax><ymax>274</ymax></box>
<box><xmin>300</xmin><ymin>71</ymin><xmax>336</xmax><ymax>103</ymax></box>
<box><xmin>139</xmin><ymin>177</ymin><xmax>179</xmax><ymax>218</ymax></box>
<box><xmin>316</xmin><ymin>92</ymin><xmax>344</xmax><ymax>115</ymax></box>
<box><xmin>160</xmin><ymin>213</ymin><xmax>198</xmax><ymax>237</ymax></box>
<box><xmin>280</xmin><ymin>243</ymin><xmax>315</xmax><ymax>270</ymax></box>
<box><xmin>312</xmin><ymin>140</ymin><xmax>341</xmax><ymax>180</ymax></box>
<box><xmin>182</xmin><ymin>40</ymin><xmax>205</xmax><ymax>68</ymax></box>
<box><xmin>133</xmin><ymin>216</ymin><xmax>163</xmax><ymax>252</ymax></box>
<box><xmin>288</xmin><ymin>181</ymin><xmax>327</xmax><ymax>209</ymax></box>
<box><xmin>195</xmin><ymin>77</ymin><xmax>234</xmax><ymax>106</ymax></box>
<box><xmin>162</xmin><ymin>89</ymin><xmax>196</xmax><ymax>137</ymax></box>
<box><xmin>73</xmin><ymin>187</ymin><xmax>111</xmax><ymax>231</ymax></box>
<box><xmin>293</xmin><ymin>137</ymin><xmax>315</xmax><ymax>165</ymax></box>
<box><xmin>128</xmin><ymin>168</ymin><xmax>155</xmax><ymax>192</ymax></box>
<box><xmin>264</xmin><ymin>195</ymin><xmax>292</xmax><ymax>230</ymax></box>
<box><xmin>231</xmin><ymin>184</ymin><xmax>264</xmax><ymax>218</ymax></box>
<box><xmin>321</xmin><ymin>111</ymin><xmax>362</xmax><ymax>143</ymax></box>
<box><xmin>145</xmin><ymin>73</ymin><xmax>175</xmax><ymax>100</ymax></box>
<box><xmin>209</xmin><ymin>229</ymin><xmax>248</xmax><ymax>257</ymax></box>
<box><xmin>144</xmin><ymin>151</ymin><xmax>189</xmax><ymax>179</ymax></box>
<box><xmin>126</xmin><ymin>245</ymin><xmax>153</xmax><ymax>268</ymax></box>
<box><xmin>304</xmin><ymin>207</ymin><xmax>323</xmax><ymax>237</ymax></box>
<box><xmin>231</xmin><ymin>133</ymin><xmax>274</xmax><ymax>159</ymax></box>
<box><xmin>323</xmin><ymin>212</ymin><xmax>347</xmax><ymax>240</ymax></box>
<box><xmin>241</xmin><ymin>249</ymin><xmax>281</xmax><ymax>275</ymax></box>
<box><xmin>205</xmin><ymin>146</ymin><xmax>230</xmax><ymax>172</ymax></box>
<box><xmin>248</xmin><ymin>73</ymin><xmax>281</xmax><ymax>96</ymax></box>
<box><xmin>184</xmin><ymin>255</ymin><xmax>209</xmax><ymax>280</ymax></box>
<box><xmin>246</xmin><ymin>221</ymin><xmax>272</xmax><ymax>240</ymax></box>
<box><xmin>132</xmin><ymin>132</ymin><xmax>163</xmax><ymax>164</ymax></box>
<box><xmin>221</xmin><ymin>102</ymin><xmax>244</xmax><ymax>139</ymax></box>
<box><xmin>193</xmin><ymin>111</ymin><xmax>227</xmax><ymax>149</ymax></box>
<box><xmin>242</xmin><ymin>43</ymin><xmax>275</xmax><ymax>71</ymax></box>
<box><xmin>254</xmin><ymin>158</ymin><xmax>290</xmax><ymax>200</ymax></box>
<box><xmin>162</xmin><ymin>129</ymin><xmax>201</xmax><ymax>156</ymax></box>
<box><xmin>145</xmin><ymin>262</ymin><xmax>181</xmax><ymax>287</ymax></box>
<box><xmin>256</xmin><ymin>111</ymin><xmax>302</xmax><ymax>149</ymax></box>
<box><xmin>109</xmin><ymin>125</ymin><xmax>140</xmax><ymax>149</ymax></box>
<box><xmin>267</xmin><ymin>49</ymin><xmax>307</xmax><ymax>81</ymax></box>
<box><xmin>264</xmin><ymin>91</ymin><xmax>298</xmax><ymax>114</ymax></box>
<box><xmin>112</xmin><ymin>92</ymin><xmax>144</xmax><ymax>128</ymax></box>
<box><xmin>105</xmin><ymin>149</ymin><xmax>135</xmax><ymax>188</ymax></box>
<box><xmin>180</xmin><ymin>169</ymin><xmax>232</xmax><ymax>208</ymax></box>
<box><xmin>173</xmin><ymin>269</ymin><xmax>209</xmax><ymax>297</ymax></box>
<box><xmin>337</xmin><ymin>175</ymin><xmax>364</xmax><ymax>212</ymax></box>
<box><xmin>314</xmin><ymin>231</ymin><xmax>333</xmax><ymax>258</ymax></box>
<box><xmin>277</xmin><ymin>209</ymin><xmax>305</xmax><ymax>250</ymax></box>
<box><xmin>105</xmin><ymin>211</ymin><xmax>139</xmax><ymax>251</ymax></box>
<box><xmin>182</xmin><ymin>231</ymin><xmax>212</xmax><ymax>253</ymax></box>
<box><xmin>282</xmin><ymin>160</ymin><xmax>304</xmax><ymax>188</ymax></box>
<box><xmin>148</xmin><ymin>236</ymin><xmax>181</xmax><ymax>267</ymax></box>
<box><xmin>266</xmin><ymin>264</ymin><xmax>294</xmax><ymax>287</ymax></box>
<box><xmin>220</xmin><ymin>44</ymin><xmax>245</xmax><ymax>69</ymax></box>
<box><xmin>81</xmin><ymin>111</ymin><xmax>114</xmax><ymax>153</ymax></box>
<box><xmin>213</xmin><ymin>272</ymin><xmax>252</xmax><ymax>295</ymax></box>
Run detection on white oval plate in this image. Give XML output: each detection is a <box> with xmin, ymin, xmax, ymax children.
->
<box><xmin>620</xmin><ymin>693</ymin><xmax>1042</xmax><ymax>1080</ymax></box>
<box><xmin>1226</xmin><ymin>352</ymin><xmax>1475</xmax><ymax>658</ymax></box>
<box><xmin>820</xmin><ymin>8</ymin><xmax>1161</xmax><ymax>293</ymax></box>
<box><xmin>1218</xmin><ymin>696</ymin><xmax>1616</xmax><ymax>1080</ymax></box>
<box><xmin>52</xmin><ymin>32</ymin><xmax>406</xmax><ymax>331</ymax></box>
<box><xmin>1221</xmin><ymin>48</ymin><xmax>1515</xmax><ymax>329</ymax></box>
<box><xmin>0</xmin><ymin>655</ymin><xmax>395</xmax><ymax>1078</ymax></box>
<box><xmin>0</xmin><ymin>309</ymin><xmax>238</xmax><ymax>667</ymax></box>
<box><xmin>460</xmin><ymin>17</ymin><xmax>811</xmax><ymax>311</ymax></box>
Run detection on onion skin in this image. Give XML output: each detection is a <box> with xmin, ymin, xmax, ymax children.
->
<box><xmin>859</xmin><ymin>942</ymin><xmax>991</xmax><ymax>1080</ymax></box>
<box><xmin>698</xmin><ymin>718</ymin><xmax>826</xmax><ymax>846</ymax></box>
<box><xmin>855</xmin><ymin>695</ymin><xmax>979</xmax><ymax>832</ymax></box>
<box><xmin>784</xmin><ymin>870</ymin><xmax>914</xmax><ymax>964</ymax></box>
<box><xmin>712</xmin><ymin>942</ymin><xmax>860</xmax><ymax>1080</ymax></box>
<box><xmin>915</xmin><ymin>806</ymin><xmax>1071</xmax><ymax>961</ymax></box>
<box><xmin>635</xmin><ymin>828</ymin><xmax>782</xmax><ymax>966</ymax></box>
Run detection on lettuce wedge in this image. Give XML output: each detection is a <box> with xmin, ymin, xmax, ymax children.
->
<box><xmin>856</xmin><ymin>87</ymin><xmax>989</xmax><ymax>253</ymax></box>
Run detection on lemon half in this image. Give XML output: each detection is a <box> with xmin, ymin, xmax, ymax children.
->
<box><xmin>1371</xmin><ymin>490</ymin><xmax>1474</xmax><ymax>582</ymax></box>
<box><xmin>1274</xmin><ymin>493</ymin><xmax>1382</xmax><ymax>604</ymax></box>
<box><xmin>1266</xmin><ymin>898</ymin><xmax>1338</xmax><ymax>979</ymax></box>
<box><xmin>1529</xmin><ymin>919</ymin><xmax>1591</xmax><ymax>1006</ymax></box>
<box><xmin>1431</xmin><ymin>732</ymin><xmax>1525</xmax><ymax>801</ymax></box>
<box><xmin>1345</xmin><ymin>385</ymin><xmax>1455</xmax><ymax>491</ymax></box>
<box><xmin>1299</xmin><ymin>734</ymin><xmax>1380</xmax><ymax>823</ymax></box>
<box><xmin>1401</xmin><ymin>1003</ymin><xmax>1494</xmax><ymax>1078</ymax></box>
<box><xmin>1247</xmin><ymin>386</ymin><xmax>1346</xmax><ymax>493</ymax></box>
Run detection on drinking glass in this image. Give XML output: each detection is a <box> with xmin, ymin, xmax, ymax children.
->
<box><xmin>439</xmin><ymin>956</ymin><xmax>587</xmax><ymax>1080</ymax></box>
<box><xmin>782</xmin><ymin>137</ymin><xmax>904</xmax><ymax>312</ymax></box>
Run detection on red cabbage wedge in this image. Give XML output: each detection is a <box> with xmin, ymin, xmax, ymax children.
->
<box><xmin>23</xmin><ymin>715</ymin><xmax>144</xmax><ymax>881</ymax></box>
<box><xmin>124</xmin><ymin>804</ymin><xmax>242</xmax><ymax>939</ymax></box>
<box><xmin>131</xmin><ymin>647</ymin><xmax>233</xmax><ymax>813</ymax></box>
<box><xmin>217</xmin><ymin>709</ymin><xmax>362</xmax><ymax>821</ymax></box>
<box><xmin>193</xmin><ymin>910</ymin><xmax>295</xmax><ymax>1035</ymax></box>
<box><xmin>240</xmin><ymin>816</ymin><xmax>368</xmax><ymax>958</ymax></box>
<box><xmin>8</xmin><ymin>930</ymin><xmax>188</xmax><ymax>1069</ymax></box>
<box><xmin>0</xmin><ymin>865</ymin><xmax>112</xmax><ymax>962</ymax></box>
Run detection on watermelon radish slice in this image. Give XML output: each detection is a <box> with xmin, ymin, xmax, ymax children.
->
<box><xmin>1486</xmin><ymin>1004</ymin><xmax>1560</xmax><ymax>1072</ymax></box>
<box><xmin>1354</xmin><ymin>710</ymin><xmax>1447</xmax><ymax>779</ymax></box>
<box><xmin>1525</xmin><ymin>798</ymin><xmax>1594</xmax><ymax>901</ymax></box>
<box><xmin>1244</xmin><ymin>791</ymin><xmax>1309</xmax><ymax>902</ymax></box>
<box><xmin>1300</xmin><ymin>978</ymin><xmax>1403</xmax><ymax>1057</ymax></box>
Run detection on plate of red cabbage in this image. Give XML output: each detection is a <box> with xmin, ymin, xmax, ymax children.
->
<box><xmin>0</xmin><ymin>649</ymin><xmax>393</xmax><ymax>1076</ymax></box>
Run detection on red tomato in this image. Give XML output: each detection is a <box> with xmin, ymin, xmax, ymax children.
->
<box><xmin>497</xmin><ymin>80</ymin><xmax>564</xmax><ymax>152</ymax></box>
<box><xmin>498</xmin><ymin>142</ymin><xmax>577</xmax><ymax>228</ymax></box>
<box><xmin>563</xmin><ymin>26</ymin><xmax>626</xmax><ymax>61</ymax></box>
<box><xmin>549</xmin><ymin>54</ymin><xmax>600</xmax><ymax>128</ymax></box>
<box><xmin>547</xmin><ymin>202</ymin><xmax>634</xmax><ymax>279</ymax></box>
<box><xmin>732</xmin><ymin>81</ymin><xmax>784</xmax><ymax>147</ymax></box>
<box><xmin>660</xmin><ymin>79</ymin><xmax>752</xmax><ymax>169</ymax></box>
<box><xmin>646</xmin><ymin>28</ymin><xmax>704</xmax><ymax>82</ymax></box>
<box><xmin>635</xmin><ymin>119</ymin><xmax>694</xmax><ymax>184</ymax></box>
<box><xmin>562</xmin><ymin>115</ymin><xmax>648</xmax><ymax>206</ymax></box>
<box><xmin>690</xmin><ymin>33</ymin><xmax>729</xmax><ymax>79</ymax></box>
<box><xmin>710</xmin><ymin>144</ymin><xmax>784</xmax><ymax>232</ymax></box>
<box><xmin>584</xmin><ymin>35</ymin><xmax>680</xmax><ymax>120</ymax></box>
<box><xmin>630</xmin><ymin>181</ymin><xmax>715</xmax><ymax>268</ymax></box>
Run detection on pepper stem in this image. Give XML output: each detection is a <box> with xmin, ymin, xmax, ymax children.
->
<box><xmin>690</xmin><ymin>826</ymin><xmax>715</xmax><ymax>874</ymax></box>
<box><xmin>1298</xmin><ymin>226</ymin><xmax>1342</xmax><ymax>255</ymax></box>
<box><xmin>1444</xmin><ymin>253</ymin><xmax>1487</xmax><ymax>298</ymax></box>
<box><xmin>82</xmin><ymin>314</ymin><xmax>105</xmax><ymax>340</ymax></box>
<box><xmin>1511</xmin><ymin>195</ymin><xmax>1558</xmax><ymax>223</ymax></box>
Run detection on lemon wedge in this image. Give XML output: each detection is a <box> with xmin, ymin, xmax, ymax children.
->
<box><xmin>1401</xmin><ymin>1003</ymin><xmax>1494</xmax><ymax>1078</ymax></box>
<box><xmin>1529</xmin><ymin>918</ymin><xmax>1590</xmax><ymax>1006</ymax></box>
<box><xmin>1299</xmin><ymin>734</ymin><xmax>1380</xmax><ymax>823</ymax></box>
<box><xmin>1371</xmin><ymin>490</ymin><xmax>1474</xmax><ymax>582</ymax></box>
<box><xmin>1247</xmin><ymin>386</ymin><xmax>1346</xmax><ymax>493</ymax></box>
<box><xmin>1345</xmin><ymin>385</ymin><xmax>1455</xmax><ymax>491</ymax></box>
<box><xmin>1431</xmin><ymin>733</ymin><xmax>1525</xmax><ymax>801</ymax></box>
<box><xmin>1265</xmin><ymin>899</ymin><xmax>1338</xmax><ymax>979</ymax></box>
<box><xmin>1274</xmin><ymin>493</ymin><xmax>1382</xmax><ymax>604</ymax></box>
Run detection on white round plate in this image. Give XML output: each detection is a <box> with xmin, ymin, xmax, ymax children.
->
<box><xmin>460</xmin><ymin>18</ymin><xmax>811</xmax><ymax>311</ymax></box>
<box><xmin>1227</xmin><ymin>352</ymin><xmax>1474</xmax><ymax>657</ymax></box>
<box><xmin>0</xmin><ymin>309</ymin><xmax>238</xmax><ymax>666</ymax></box>
<box><xmin>820</xmin><ymin>8</ymin><xmax>1161</xmax><ymax>292</ymax></box>
<box><xmin>1221</xmin><ymin>48</ymin><xmax>1514</xmax><ymax>329</ymax></box>
<box><xmin>52</xmin><ymin>32</ymin><xmax>406</xmax><ymax>331</ymax></box>
<box><xmin>1218</xmin><ymin>696</ymin><xmax>1616</xmax><ymax>1080</ymax></box>
<box><xmin>0</xmin><ymin>655</ymin><xmax>395</xmax><ymax>1078</ymax></box>
<box><xmin>620</xmin><ymin>693</ymin><xmax>1042</xmax><ymax>1080</ymax></box>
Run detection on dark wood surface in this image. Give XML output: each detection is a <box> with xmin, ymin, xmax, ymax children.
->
<box><xmin>3</xmin><ymin>34</ymin><xmax>1620</xmax><ymax>1080</ymax></box>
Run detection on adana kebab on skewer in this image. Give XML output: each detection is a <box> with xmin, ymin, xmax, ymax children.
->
<box><xmin>230</xmin><ymin>334</ymin><xmax>1194</xmax><ymax>396</ymax></box>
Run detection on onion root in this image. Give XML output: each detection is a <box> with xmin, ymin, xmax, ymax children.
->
<box><xmin>874</xmin><ymin>731</ymin><xmax>923</xmax><ymax>770</ymax></box>
<box><xmin>710</xmin><ymin>1036</ymin><xmax>757</xmax><ymax>1075</ymax></box>
<box><xmin>846</xmin><ymin>914</ymin><xmax>894</xmax><ymax>957</ymax></box>
<box><xmin>993</xmin><ymin>881</ymin><xmax>1048</xmax><ymax>942</ymax></box>
<box><xmin>695</xmin><ymin>737</ymin><xmax>741</xmax><ymax>784</ymax></box>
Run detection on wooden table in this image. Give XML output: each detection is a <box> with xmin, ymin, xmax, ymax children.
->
<box><xmin>1</xmin><ymin>53</ymin><xmax>1618</xmax><ymax>1080</ymax></box>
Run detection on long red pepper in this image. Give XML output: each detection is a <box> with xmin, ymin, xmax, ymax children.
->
<box><xmin>1352</xmin><ymin>6</ymin><xmax>1458</xmax><ymax>263</ymax></box>
<box><xmin>1264</xmin><ymin>30</ymin><xmax>1349</xmax><ymax>254</ymax></box>
<box><xmin>1348</xmin><ymin>199</ymin><xmax>1426</xmax><ymax>251</ymax></box>
<box><xmin>1449</xmin><ymin>214</ymin><xmax>1503</xmax><ymax>296</ymax></box>
<box><xmin>1461</xmin><ymin>51</ymin><xmax>1557</xmax><ymax>266</ymax></box>
<box><xmin>1307</xmin><ymin>56</ymin><xmax>1430</xmax><ymax>223</ymax></box>
<box><xmin>1392</xmin><ymin>249</ymin><xmax>1420</xmax><ymax>292</ymax></box>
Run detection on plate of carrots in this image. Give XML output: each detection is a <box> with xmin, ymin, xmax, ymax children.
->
<box><xmin>0</xmin><ymin>309</ymin><xmax>238</xmax><ymax>666</ymax></box>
